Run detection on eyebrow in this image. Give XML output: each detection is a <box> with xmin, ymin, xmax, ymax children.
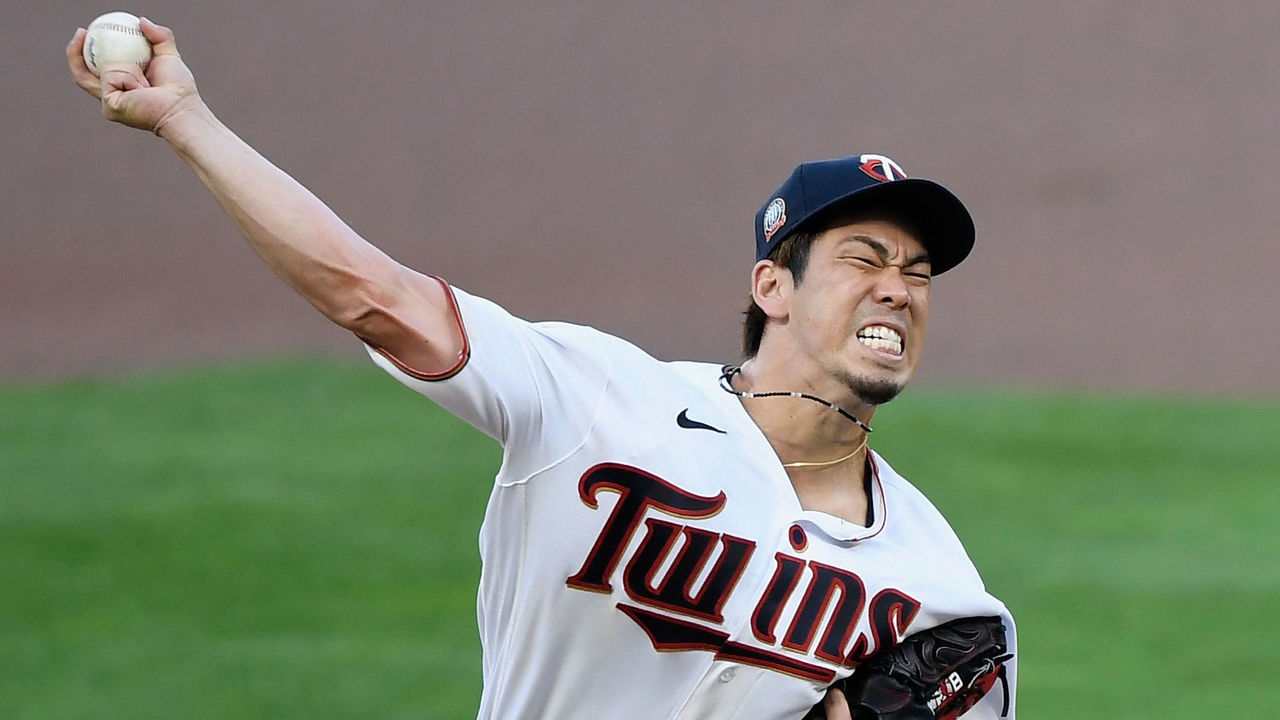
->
<box><xmin>839</xmin><ymin>234</ymin><xmax>932</xmax><ymax>267</ymax></box>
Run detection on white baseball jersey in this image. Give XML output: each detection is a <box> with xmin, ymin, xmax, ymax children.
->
<box><xmin>363</xmin><ymin>282</ymin><xmax>1018</xmax><ymax>720</ymax></box>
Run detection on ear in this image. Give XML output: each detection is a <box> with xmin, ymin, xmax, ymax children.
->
<box><xmin>751</xmin><ymin>260</ymin><xmax>792</xmax><ymax>320</ymax></box>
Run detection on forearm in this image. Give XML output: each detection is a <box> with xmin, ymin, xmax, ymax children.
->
<box><xmin>158</xmin><ymin>102</ymin><xmax>400</xmax><ymax>329</ymax></box>
<box><xmin>69</xmin><ymin>19</ymin><xmax>462</xmax><ymax>372</ymax></box>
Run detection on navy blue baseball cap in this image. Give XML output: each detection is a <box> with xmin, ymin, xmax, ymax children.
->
<box><xmin>755</xmin><ymin>153</ymin><xmax>975</xmax><ymax>275</ymax></box>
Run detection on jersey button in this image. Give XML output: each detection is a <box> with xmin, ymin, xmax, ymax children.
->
<box><xmin>718</xmin><ymin>668</ymin><xmax>736</xmax><ymax>683</ymax></box>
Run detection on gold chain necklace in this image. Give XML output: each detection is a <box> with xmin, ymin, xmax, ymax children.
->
<box><xmin>780</xmin><ymin>437</ymin><xmax>867</xmax><ymax>469</ymax></box>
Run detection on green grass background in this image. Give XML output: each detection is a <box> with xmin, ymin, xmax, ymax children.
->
<box><xmin>2</xmin><ymin>360</ymin><xmax>1277</xmax><ymax>718</ymax></box>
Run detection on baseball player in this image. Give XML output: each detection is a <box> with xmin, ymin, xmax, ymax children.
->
<box><xmin>68</xmin><ymin>18</ymin><xmax>1017</xmax><ymax>720</ymax></box>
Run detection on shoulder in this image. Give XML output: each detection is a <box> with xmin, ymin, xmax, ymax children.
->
<box><xmin>453</xmin><ymin>286</ymin><xmax>646</xmax><ymax>350</ymax></box>
<box><xmin>665</xmin><ymin>359</ymin><xmax>731</xmax><ymax>385</ymax></box>
<box><xmin>869</xmin><ymin>450</ymin><xmax>939</xmax><ymax>509</ymax></box>
<box><xmin>871</xmin><ymin>450</ymin><xmax>985</xmax><ymax>579</ymax></box>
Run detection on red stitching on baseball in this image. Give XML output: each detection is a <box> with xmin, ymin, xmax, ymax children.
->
<box><xmin>91</xmin><ymin>22</ymin><xmax>144</xmax><ymax>36</ymax></box>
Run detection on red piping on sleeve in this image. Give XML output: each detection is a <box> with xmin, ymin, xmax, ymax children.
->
<box><xmin>360</xmin><ymin>275</ymin><xmax>471</xmax><ymax>382</ymax></box>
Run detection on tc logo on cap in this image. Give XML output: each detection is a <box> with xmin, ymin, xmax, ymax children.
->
<box><xmin>762</xmin><ymin>198</ymin><xmax>787</xmax><ymax>243</ymax></box>
<box><xmin>859</xmin><ymin>153</ymin><xmax>908</xmax><ymax>182</ymax></box>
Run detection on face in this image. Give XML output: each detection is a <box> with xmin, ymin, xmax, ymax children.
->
<box><xmin>770</xmin><ymin>218</ymin><xmax>932</xmax><ymax>405</ymax></box>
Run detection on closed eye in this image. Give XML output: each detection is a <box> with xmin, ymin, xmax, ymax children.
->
<box><xmin>842</xmin><ymin>255</ymin><xmax>930</xmax><ymax>283</ymax></box>
<box><xmin>841</xmin><ymin>255</ymin><xmax>882</xmax><ymax>269</ymax></box>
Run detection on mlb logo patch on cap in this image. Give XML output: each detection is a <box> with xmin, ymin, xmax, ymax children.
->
<box><xmin>762</xmin><ymin>198</ymin><xmax>787</xmax><ymax>243</ymax></box>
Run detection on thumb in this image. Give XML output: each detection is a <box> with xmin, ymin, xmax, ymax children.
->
<box><xmin>138</xmin><ymin>17</ymin><xmax>180</xmax><ymax>57</ymax></box>
<box><xmin>823</xmin><ymin>686</ymin><xmax>853</xmax><ymax>720</ymax></box>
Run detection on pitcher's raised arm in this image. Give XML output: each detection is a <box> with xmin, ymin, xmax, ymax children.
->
<box><xmin>67</xmin><ymin>17</ymin><xmax>463</xmax><ymax>376</ymax></box>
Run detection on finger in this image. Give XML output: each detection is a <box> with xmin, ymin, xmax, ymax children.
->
<box><xmin>101</xmin><ymin>66</ymin><xmax>147</xmax><ymax>100</ymax></box>
<box><xmin>67</xmin><ymin>28</ymin><xmax>103</xmax><ymax>97</ymax></box>
<box><xmin>100</xmin><ymin>61</ymin><xmax>151</xmax><ymax>88</ymax></box>
<box><xmin>65</xmin><ymin>27</ymin><xmax>84</xmax><ymax>59</ymax></box>
<box><xmin>138</xmin><ymin>17</ymin><xmax>180</xmax><ymax>57</ymax></box>
<box><xmin>100</xmin><ymin>68</ymin><xmax>147</xmax><ymax>121</ymax></box>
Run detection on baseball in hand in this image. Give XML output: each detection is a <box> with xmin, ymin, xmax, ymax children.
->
<box><xmin>82</xmin><ymin>12</ymin><xmax>153</xmax><ymax>77</ymax></box>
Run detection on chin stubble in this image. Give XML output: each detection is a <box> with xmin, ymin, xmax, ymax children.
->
<box><xmin>850</xmin><ymin>375</ymin><xmax>905</xmax><ymax>406</ymax></box>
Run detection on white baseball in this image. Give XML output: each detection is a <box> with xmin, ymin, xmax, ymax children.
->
<box><xmin>82</xmin><ymin>12</ymin><xmax>153</xmax><ymax>77</ymax></box>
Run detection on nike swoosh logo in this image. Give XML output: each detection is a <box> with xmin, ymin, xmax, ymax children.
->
<box><xmin>676</xmin><ymin>409</ymin><xmax>726</xmax><ymax>434</ymax></box>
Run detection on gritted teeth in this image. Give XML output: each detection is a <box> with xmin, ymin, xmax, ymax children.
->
<box><xmin>857</xmin><ymin>324</ymin><xmax>904</xmax><ymax>355</ymax></box>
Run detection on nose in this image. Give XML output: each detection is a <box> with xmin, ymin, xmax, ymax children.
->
<box><xmin>874</xmin><ymin>267</ymin><xmax>911</xmax><ymax>309</ymax></box>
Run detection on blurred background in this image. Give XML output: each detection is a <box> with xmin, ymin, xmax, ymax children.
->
<box><xmin>5</xmin><ymin>1</ymin><xmax>1279</xmax><ymax>392</ymax></box>
<box><xmin>3</xmin><ymin>2</ymin><xmax>1278</xmax><ymax>719</ymax></box>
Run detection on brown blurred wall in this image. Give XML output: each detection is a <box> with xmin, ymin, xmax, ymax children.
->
<box><xmin>5</xmin><ymin>2</ymin><xmax>1279</xmax><ymax>394</ymax></box>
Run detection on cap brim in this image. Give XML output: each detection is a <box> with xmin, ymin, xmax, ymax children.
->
<box><xmin>799</xmin><ymin>178</ymin><xmax>975</xmax><ymax>275</ymax></box>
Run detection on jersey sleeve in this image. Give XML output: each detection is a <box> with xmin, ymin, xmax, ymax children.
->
<box><xmin>361</xmin><ymin>283</ymin><xmax>611</xmax><ymax>481</ymax></box>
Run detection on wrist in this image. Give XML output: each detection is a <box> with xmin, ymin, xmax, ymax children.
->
<box><xmin>154</xmin><ymin>97</ymin><xmax>216</xmax><ymax>146</ymax></box>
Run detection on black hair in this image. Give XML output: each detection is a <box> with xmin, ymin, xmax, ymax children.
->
<box><xmin>741</xmin><ymin>230</ymin><xmax>818</xmax><ymax>356</ymax></box>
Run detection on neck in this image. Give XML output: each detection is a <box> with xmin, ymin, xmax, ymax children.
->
<box><xmin>781</xmin><ymin>435</ymin><xmax>866</xmax><ymax>469</ymax></box>
<box><xmin>728</xmin><ymin>360</ymin><xmax>875</xmax><ymax>466</ymax></box>
<box><xmin>725</xmin><ymin>360</ymin><xmax>876</xmax><ymax>525</ymax></box>
<box><xmin>788</xmin><ymin>449</ymin><xmax>874</xmax><ymax>526</ymax></box>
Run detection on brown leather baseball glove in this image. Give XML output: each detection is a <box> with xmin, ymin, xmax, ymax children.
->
<box><xmin>812</xmin><ymin>616</ymin><xmax>1011</xmax><ymax>719</ymax></box>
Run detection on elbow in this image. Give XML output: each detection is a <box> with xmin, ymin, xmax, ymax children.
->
<box><xmin>314</xmin><ymin>264</ymin><xmax>447</xmax><ymax>356</ymax></box>
<box><xmin>333</xmin><ymin>302</ymin><xmax>384</xmax><ymax>337</ymax></box>
<box><xmin>327</xmin><ymin>282</ymin><xmax>398</xmax><ymax>337</ymax></box>
<box><xmin>306</xmin><ymin>260</ymin><xmax>392</xmax><ymax>330</ymax></box>
<box><xmin>336</xmin><ymin>297</ymin><xmax>422</xmax><ymax>359</ymax></box>
<box><xmin>299</xmin><ymin>247</ymin><xmax>406</xmax><ymax>334</ymax></box>
<box><xmin>326</xmin><ymin>271</ymin><xmax>467</xmax><ymax>376</ymax></box>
